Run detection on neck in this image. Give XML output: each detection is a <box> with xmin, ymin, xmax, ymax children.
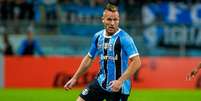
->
<box><xmin>105</xmin><ymin>28</ymin><xmax>119</xmax><ymax>36</ymax></box>
<box><xmin>106</xmin><ymin>32</ymin><xmax>114</xmax><ymax>36</ymax></box>
<box><xmin>104</xmin><ymin>28</ymin><xmax>120</xmax><ymax>38</ymax></box>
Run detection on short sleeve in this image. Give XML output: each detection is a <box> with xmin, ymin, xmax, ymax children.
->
<box><xmin>121</xmin><ymin>36</ymin><xmax>139</xmax><ymax>58</ymax></box>
<box><xmin>88</xmin><ymin>34</ymin><xmax>99</xmax><ymax>59</ymax></box>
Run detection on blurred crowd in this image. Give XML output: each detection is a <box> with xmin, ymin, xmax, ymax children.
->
<box><xmin>1</xmin><ymin>0</ymin><xmax>201</xmax><ymax>22</ymax></box>
<box><xmin>1</xmin><ymin>0</ymin><xmax>201</xmax><ymax>56</ymax></box>
<box><xmin>0</xmin><ymin>30</ymin><xmax>44</xmax><ymax>56</ymax></box>
<box><xmin>0</xmin><ymin>0</ymin><xmax>111</xmax><ymax>21</ymax></box>
<box><xmin>0</xmin><ymin>0</ymin><xmax>111</xmax><ymax>34</ymax></box>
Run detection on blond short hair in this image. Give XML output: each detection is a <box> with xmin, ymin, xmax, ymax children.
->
<box><xmin>104</xmin><ymin>3</ymin><xmax>118</xmax><ymax>12</ymax></box>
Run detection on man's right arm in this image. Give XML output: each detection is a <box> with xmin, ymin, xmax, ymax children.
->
<box><xmin>187</xmin><ymin>62</ymin><xmax>201</xmax><ymax>80</ymax></box>
<box><xmin>64</xmin><ymin>33</ymin><xmax>99</xmax><ymax>90</ymax></box>
<box><xmin>64</xmin><ymin>54</ymin><xmax>93</xmax><ymax>90</ymax></box>
<box><xmin>71</xmin><ymin>54</ymin><xmax>93</xmax><ymax>80</ymax></box>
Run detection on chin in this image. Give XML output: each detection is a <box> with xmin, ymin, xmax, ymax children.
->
<box><xmin>108</xmin><ymin>30</ymin><xmax>115</xmax><ymax>33</ymax></box>
<box><xmin>108</xmin><ymin>31</ymin><xmax>115</xmax><ymax>35</ymax></box>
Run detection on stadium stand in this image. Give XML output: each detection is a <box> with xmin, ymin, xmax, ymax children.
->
<box><xmin>0</xmin><ymin>0</ymin><xmax>201</xmax><ymax>56</ymax></box>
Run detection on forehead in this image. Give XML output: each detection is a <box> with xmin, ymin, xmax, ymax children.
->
<box><xmin>103</xmin><ymin>10</ymin><xmax>119</xmax><ymax>18</ymax></box>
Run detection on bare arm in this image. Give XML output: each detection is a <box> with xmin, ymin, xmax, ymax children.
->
<box><xmin>64</xmin><ymin>54</ymin><xmax>93</xmax><ymax>90</ymax></box>
<box><xmin>72</xmin><ymin>55</ymin><xmax>93</xmax><ymax>80</ymax></box>
<box><xmin>118</xmin><ymin>55</ymin><xmax>141</xmax><ymax>82</ymax></box>
<box><xmin>187</xmin><ymin>62</ymin><xmax>201</xmax><ymax>80</ymax></box>
<box><xmin>110</xmin><ymin>55</ymin><xmax>141</xmax><ymax>92</ymax></box>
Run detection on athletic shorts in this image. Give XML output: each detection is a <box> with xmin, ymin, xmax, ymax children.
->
<box><xmin>79</xmin><ymin>80</ymin><xmax>129</xmax><ymax>101</ymax></box>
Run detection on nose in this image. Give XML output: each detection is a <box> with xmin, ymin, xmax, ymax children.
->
<box><xmin>111</xmin><ymin>20</ymin><xmax>115</xmax><ymax>26</ymax></box>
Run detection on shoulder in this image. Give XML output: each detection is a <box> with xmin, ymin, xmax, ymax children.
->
<box><xmin>21</xmin><ymin>39</ymin><xmax>28</xmax><ymax>44</ymax></box>
<box><xmin>118</xmin><ymin>29</ymin><xmax>133</xmax><ymax>41</ymax></box>
<box><xmin>94</xmin><ymin>29</ymin><xmax>104</xmax><ymax>37</ymax></box>
<box><xmin>92</xmin><ymin>29</ymin><xmax>104</xmax><ymax>39</ymax></box>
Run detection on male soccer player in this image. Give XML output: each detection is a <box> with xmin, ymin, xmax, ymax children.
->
<box><xmin>64</xmin><ymin>3</ymin><xmax>141</xmax><ymax>101</ymax></box>
<box><xmin>187</xmin><ymin>62</ymin><xmax>201</xmax><ymax>80</ymax></box>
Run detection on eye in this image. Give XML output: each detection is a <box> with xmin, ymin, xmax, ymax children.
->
<box><xmin>107</xmin><ymin>18</ymin><xmax>112</xmax><ymax>21</ymax></box>
<box><xmin>114</xmin><ymin>18</ymin><xmax>118</xmax><ymax>21</ymax></box>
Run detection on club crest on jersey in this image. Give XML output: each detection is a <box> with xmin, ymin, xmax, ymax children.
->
<box><xmin>104</xmin><ymin>43</ymin><xmax>109</xmax><ymax>49</ymax></box>
<box><xmin>82</xmin><ymin>88</ymin><xmax>89</xmax><ymax>95</ymax></box>
<box><xmin>97</xmin><ymin>43</ymin><xmax>113</xmax><ymax>50</ymax></box>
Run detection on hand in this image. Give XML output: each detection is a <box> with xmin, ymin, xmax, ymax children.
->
<box><xmin>109</xmin><ymin>80</ymin><xmax>123</xmax><ymax>92</ymax></box>
<box><xmin>187</xmin><ymin>69</ymin><xmax>198</xmax><ymax>80</ymax></box>
<box><xmin>64</xmin><ymin>78</ymin><xmax>77</xmax><ymax>91</ymax></box>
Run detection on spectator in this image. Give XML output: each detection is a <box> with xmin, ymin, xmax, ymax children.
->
<box><xmin>0</xmin><ymin>33</ymin><xmax>14</xmax><ymax>55</ymax></box>
<box><xmin>42</xmin><ymin>0</ymin><xmax>58</xmax><ymax>31</ymax></box>
<box><xmin>15</xmin><ymin>0</ymin><xmax>24</xmax><ymax>20</ymax></box>
<box><xmin>14</xmin><ymin>0</ymin><xmax>34</xmax><ymax>20</ymax></box>
<box><xmin>24</xmin><ymin>0</ymin><xmax>35</xmax><ymax>20</ymax></box>
<box><xmin>18</xmin><ymin>30</ymin><xmax>44</xmax><ymax>56</ymax></box>
<box><xmin>0</xmin><ymin>0</ymin><xmax>15</xmax><ymax>22</ymax></box>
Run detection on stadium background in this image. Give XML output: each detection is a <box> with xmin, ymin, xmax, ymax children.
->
<box><xmin>0</xmin><ymin>0</ymin><xmax>201</xmax><ymax>101</ymax></box>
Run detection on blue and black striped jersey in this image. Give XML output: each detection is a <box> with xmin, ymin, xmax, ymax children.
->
<box><xmin>88</xmin><ymin>28</ymin><xmax>139</xmax><ymax>95</ymax></box>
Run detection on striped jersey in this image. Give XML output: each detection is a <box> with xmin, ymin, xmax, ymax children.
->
<box><xmin>88</xmin><ymin>28</ymin><xmax>139</xmax><ymax>95</ymax></box>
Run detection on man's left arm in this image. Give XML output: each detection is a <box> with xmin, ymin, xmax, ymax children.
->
<box><xmin>110</xmin><ymin>55</ymin><xmax>141</xmax><ymax>92</ymax></box>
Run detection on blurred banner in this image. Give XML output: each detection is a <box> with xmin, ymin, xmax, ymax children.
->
<box><xmin>4</xmin><ymin>56</ymin><xmax>99</xmax><ymax>88</ymax></box>
<box><xmin>143</xmin><ymin>3</ymin><xmax>201</xmax><ymax>24</ymax></box>
<box><xmin>4</xmin><ymin>56</ymin><xmax>201</xmax><ymax>89</ymax></box>
<box><xmin>143</xmin><ymin>3</ymin><xmax>201</xmax><ymax>50</ymax></box>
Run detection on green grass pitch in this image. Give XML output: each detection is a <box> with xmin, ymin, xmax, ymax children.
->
<box><xmin>0</xmin><ymin>88</ymin><xmax>201</xmax><ymax>101</ymax></box>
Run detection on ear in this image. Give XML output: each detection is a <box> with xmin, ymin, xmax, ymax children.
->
<box><xmin>102</xmin><ymin>17</ymin><xmax>104</xmax><ymax>23</ymax></box>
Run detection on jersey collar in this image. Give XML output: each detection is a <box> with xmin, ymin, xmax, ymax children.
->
<box><xmin>103</xmin><ymin>28</ymin><xmax>121</xmax><ymax>38</ymax></box>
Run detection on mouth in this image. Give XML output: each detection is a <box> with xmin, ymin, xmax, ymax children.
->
<box><xmin>108</xmin><ymin>27</ymin><xmax>115</xmax><ymax>30</ymax></box>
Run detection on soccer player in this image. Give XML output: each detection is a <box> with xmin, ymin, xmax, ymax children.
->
<box><xmin>64</xmin><ymin>3</ymin><xmax>141</xmax><ymax>101</ymax></box>
<box><xmin>187</xmin><ymin>62</ymin><xmax>201</xmax><ymax>80</ymax></box>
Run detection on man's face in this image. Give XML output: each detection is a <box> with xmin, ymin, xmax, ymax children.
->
<box><xmin>27</xmin><ymin>32</ymin><xmax>33</xmax><ymax>41</ymax></box>
<box><xmin>102</xmin><ymin>10</ymin><xmax>120</xmax><ymax>35</ymax></box>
